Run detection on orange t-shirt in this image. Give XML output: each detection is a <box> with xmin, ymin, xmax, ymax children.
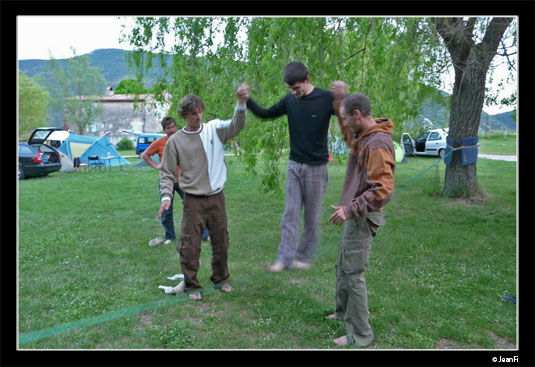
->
<box><xmin>145</xmin><ymin>136</ymin><xmax>180</xmax><ymax>183</ymax></box>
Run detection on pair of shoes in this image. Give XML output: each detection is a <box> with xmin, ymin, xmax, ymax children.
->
<box><xmin>292</xmin><ymin>260</ymin><xmax>312</xmax><ymax>270</ymax></box>
<box><xmin>267</xmin><ymin>261</ymin><xmax>286</xmax><ymax>273</ymax></box>
<box><xmin>164</xmin><ymin>239</ymin><xmax>172</xmax><ymax>245</ymax></box>
<box><xmin>148</xmin><ymin>237</ymin><xmax>163</xmax><ymax>247</ymax></box>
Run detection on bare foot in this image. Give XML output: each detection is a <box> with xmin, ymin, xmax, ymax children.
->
<box><xmin>220</xmin><ymin>284</ymin><xmax>234</xmax><ymax>293</ymax></box>
<box><xmin>215</xmin><ymin>283</ymin><xmax>234</xmax><ymax>293</ymax></box>
<box><xmin>326</xmin><ymin>314</ymin><xmax>338</xmax><ymax>320</ymax></box>
<box><xmin>267</xmin><ymin>261</ymin><xmax>285</xmax><ymax>273</ymax></box>
<box><xmin>292</xmin><ymin>260</ymin><xmax>311</xmax><ymax>270</ymax></box>
<box><xmin>333</xmin><ymin>335</ymin><xmax>348</xmax><ymax>346</ymax></box>
<box><xmin>189</xmin><ymin>292</ymin><xmax>202</xmax><ymax>301</ymax></box>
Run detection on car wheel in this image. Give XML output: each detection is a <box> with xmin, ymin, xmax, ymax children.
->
<box><xmin>438</xmin><ymin>149</ymin><xmax>445</xmax><ymax>158</ymax></box>
<box><xmin>19</xmin><ymin>165</ymin><xmax>25</xmax><ymax>180</ymax></box>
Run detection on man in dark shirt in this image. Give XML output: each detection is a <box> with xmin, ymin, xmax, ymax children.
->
<box><xmin>245</xmin><ymin>62</ymin><xmax>342</xmax><ymax>272</ymax></box>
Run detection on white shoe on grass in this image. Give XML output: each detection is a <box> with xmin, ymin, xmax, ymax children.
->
<box><xmin>148</xmin><ymin>237</ymin><xmax>164</xmax><ymax>247</ymax></box>
<box><xmin>158</xmin><ymin>281</ymin><xmax>185</xmax><ymax>295</ymax></box>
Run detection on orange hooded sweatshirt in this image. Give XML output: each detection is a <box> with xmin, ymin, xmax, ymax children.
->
<box><xmin>334</xmin><ymin>101</ymin><xmax>396</xmax><ymax>219</ymax></box>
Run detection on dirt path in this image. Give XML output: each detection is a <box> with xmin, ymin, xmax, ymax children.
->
<box><xmin>479</xmin><ymin>154</ymin><xmax>517</xmax><ymax>162</ymax></box>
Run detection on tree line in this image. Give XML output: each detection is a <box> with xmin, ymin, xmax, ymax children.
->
<box><xmin>19</xmin><ymin>17</ymin><xmax>515</xmax><ymax>198</ymax></box>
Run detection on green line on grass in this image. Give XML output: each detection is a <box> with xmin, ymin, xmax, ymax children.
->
<box><xmin>19</xmin><ymin>285</ymin><xmax>225</xmax><ymax>346</ymax></box>
<box><xmin>395</xmin><ymin>150</ymin><xmax>452</xmax><ymax>197</ymax></box>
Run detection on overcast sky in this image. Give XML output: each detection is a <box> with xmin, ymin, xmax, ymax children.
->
<box><xmin>17</xmin><ymin>16</ymin><xmax>135</xmax><ymax>60</ymax></box>
<box><xmin>17</xmin><ymin>16</ymin><xmax>516</xmax><ymax>114</ymax></box>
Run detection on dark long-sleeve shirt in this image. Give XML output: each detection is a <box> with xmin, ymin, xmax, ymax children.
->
<box><xmin>246</xmin><ymin>87</ymin><xmax>335</xmax><ymax>165</ymax></box>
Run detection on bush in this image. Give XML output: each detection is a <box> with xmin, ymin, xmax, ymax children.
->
<box><xmin>116</xmin><ymin>138</ymin><xmax>134</xmax><ymax>150</ymax></box>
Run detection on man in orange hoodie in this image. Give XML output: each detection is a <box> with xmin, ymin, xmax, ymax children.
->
<box><xmin>327</xmin><ymin>83</ymin><xmax>396</xmax><ymax>347</ymax></box>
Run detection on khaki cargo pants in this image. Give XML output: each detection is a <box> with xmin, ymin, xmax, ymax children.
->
<box><xmin>334</xmin><ymin>210</ymin><xmax>385</xmax><ymax>347</ymax></box>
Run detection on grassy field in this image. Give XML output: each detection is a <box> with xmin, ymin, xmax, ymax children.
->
<box><xmin>477</xmin><ymin>132</ymin><xmax>517</xmax><ymax>155</ymax></box>
<box><xmin>17</xmin><ymin>138</ymin><xmax>517</xmax><ymax>351</ymax></box>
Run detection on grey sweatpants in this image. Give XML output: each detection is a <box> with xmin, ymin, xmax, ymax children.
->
<box><xmin>334</xmin><ymin>210</ymin><xmax>385</xmax><ymax>347</ymax></box>
<box><xmin>277</xmin><ymin>160</ymin><xmax>328</xmax><ymax>268</ymax></box>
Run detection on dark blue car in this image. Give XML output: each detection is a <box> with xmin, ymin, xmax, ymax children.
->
<box><xmin>19</xmin><ymin>127</ymin><xmax>63</xmax><ymax>179</ymax></box>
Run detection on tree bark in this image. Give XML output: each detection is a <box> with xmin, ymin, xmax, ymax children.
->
<box><xmin>434</xmin><ymin>17</ymin><xmax>513</xmax><ymax>197</ymax></box>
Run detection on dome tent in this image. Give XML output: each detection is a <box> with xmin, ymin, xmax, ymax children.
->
<box><xmin>58</xmin><ymin>133</ymin><xmax>131</xmax><ymax>168</ymax></box>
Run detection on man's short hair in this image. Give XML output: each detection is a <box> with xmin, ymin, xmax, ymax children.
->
<box><xmin>160</xmin><ymin>116</ymin><xmax>177</xmax><ymax>130</ymax></box>
<box><xmin>341</xmin><ymin>93</ymin><xmax>372</xmax><ymax>117</ymax></box>
<box><xmin>178</xmin><ymin>94</ymin><xmax>205</xmax><ymax>117</ymax></box>
<box><xmin>283</xmin><ymin>62</ymin><xmax>309</xmax><ymax>86</ymax></box>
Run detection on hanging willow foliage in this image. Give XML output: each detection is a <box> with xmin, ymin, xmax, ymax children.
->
<box><xmin>124</xmin><ymin>16</ymin><xmax>449</xmax><ymax>193</ymax></box>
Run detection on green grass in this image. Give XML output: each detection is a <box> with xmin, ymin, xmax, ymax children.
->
<box><xmin>18</xmin><ymin>140</ymin><xmax>516</xmax><ymax>350</ymax></box>
<box><xmin>478</xmin><ymin>132</ymin><xmax>517</xmax><ymax>155</ymax></box>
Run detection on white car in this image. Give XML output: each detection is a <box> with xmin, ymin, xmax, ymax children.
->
<box><xmin>402</xmin><ymin>128</ymin><xmax>449</xmax><ymax>158</ymax></box>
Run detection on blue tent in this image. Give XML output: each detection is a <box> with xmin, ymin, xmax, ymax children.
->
<box><xmin>58</xmin><ymin>133</ymin><xmax>131</xmax><ymax>167</ymax></box>
<box><xmin>134</xmin><ymin>153</ymin><xmax>159</xmax><ymax>167</ymax></box>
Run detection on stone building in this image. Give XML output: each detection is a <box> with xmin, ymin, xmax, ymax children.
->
<box><xmin>64</xmin><ymin>87</ymin><xmax>171</xmax><ymax>146</ymax></box>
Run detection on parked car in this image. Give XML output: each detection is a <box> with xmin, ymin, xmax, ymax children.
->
<box><xmin>136</xmin><ymin>133</ymin><xmax>165</xmax><ymax>158</ymax></box>
<box><xmin>18</xmin><ymin>127</ymin><xmax>63</xmax><ymax>179</ymax></box>
<box><xmin>401</xmin><ymin>128</ymin><xmax>449</xmax><ymax>158</ymax></box>
<box><xmin>18</xmin><ymin>142</ymin><xmax>62</xmax><ymax>179</ymax></box>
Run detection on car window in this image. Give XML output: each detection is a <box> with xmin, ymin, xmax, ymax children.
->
<box><xmin>428</xmin><ymin>132</ymin><xmax>441</xmax><ymax>141</ymax></box>
<box><xmin>402</xmin><ymin>135</ymin><xmax>412</xmax><ymax>142</ymax></box>
<box><xmin>32</xmin><ymin>130</ymin><xmax>50</xmax><ymax>141</ymax></box>
<box><xmin>19</xmin><ymin>145</ymin><xmax>34</xmax><ymax>154</ymax></box>
<box><xmin>39</xmin><ymin>145</ymin><xmax>54</xmax><ymax>153</ymax></box>
<box><xmin>416</xmin><ymin>132</ymin><xmax>430</xmax><ymax>140</ymax></box>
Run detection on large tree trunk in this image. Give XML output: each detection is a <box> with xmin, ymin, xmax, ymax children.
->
<box><xmin>444</xmin><ymin>49</ymin><xmax>487</xmax><ymax>197</ymax></box>
<box><xmin>434</xmin><ymin>17</ymin><xmax>513</xmax><ymax>198</ymax></box>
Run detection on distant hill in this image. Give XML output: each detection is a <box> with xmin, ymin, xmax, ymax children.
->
<box><xmin>19</xmin><ymin>48</ymin><xmax>516</xmax><ymax>131</ymax></box>
<box><xmin>408</xmin><ymin>90</ymin><xmax>516</xmax><ymax>133</ymax></box>
<box><xmin>18</xmin><ymin>48</ymin><xmax>170</xmax><ymax>88</ymax></box>
<box><xmin>487</xmin><ymin>110</ymin><xmax>516</xmax><ymax>131</ymax></box>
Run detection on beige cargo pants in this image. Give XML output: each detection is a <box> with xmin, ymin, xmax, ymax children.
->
<box><xmin>333</xmin><ymin>210</ymin><xmax>385</xmax><ymax>347</ymax></box>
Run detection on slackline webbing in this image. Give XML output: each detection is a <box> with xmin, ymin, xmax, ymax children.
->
<box><xmin>18</xmin><ymin>282</ymin><xmax>240</xmax><ymax>346</ymax></box>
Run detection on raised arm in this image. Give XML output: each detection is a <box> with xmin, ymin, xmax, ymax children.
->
<box><xmin>330</xmin><ymin>81</ymin><xmax>353</xmax><ymax>147</ymax></box>
<box><xmin>246</xmin><ymin>91</ymin><xmax>286</xmax><ymax>120</ymax></box>
<box><xmin>215</xmin><ymin>83</ymin><xmax>249</xmax><ymax>144</ymax></box>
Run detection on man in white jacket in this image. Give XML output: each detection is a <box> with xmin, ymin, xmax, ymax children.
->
<box><xmin>158</xmin><ymin>84</ymin><xmax>249</xmax><ymax>301</ymax></box>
